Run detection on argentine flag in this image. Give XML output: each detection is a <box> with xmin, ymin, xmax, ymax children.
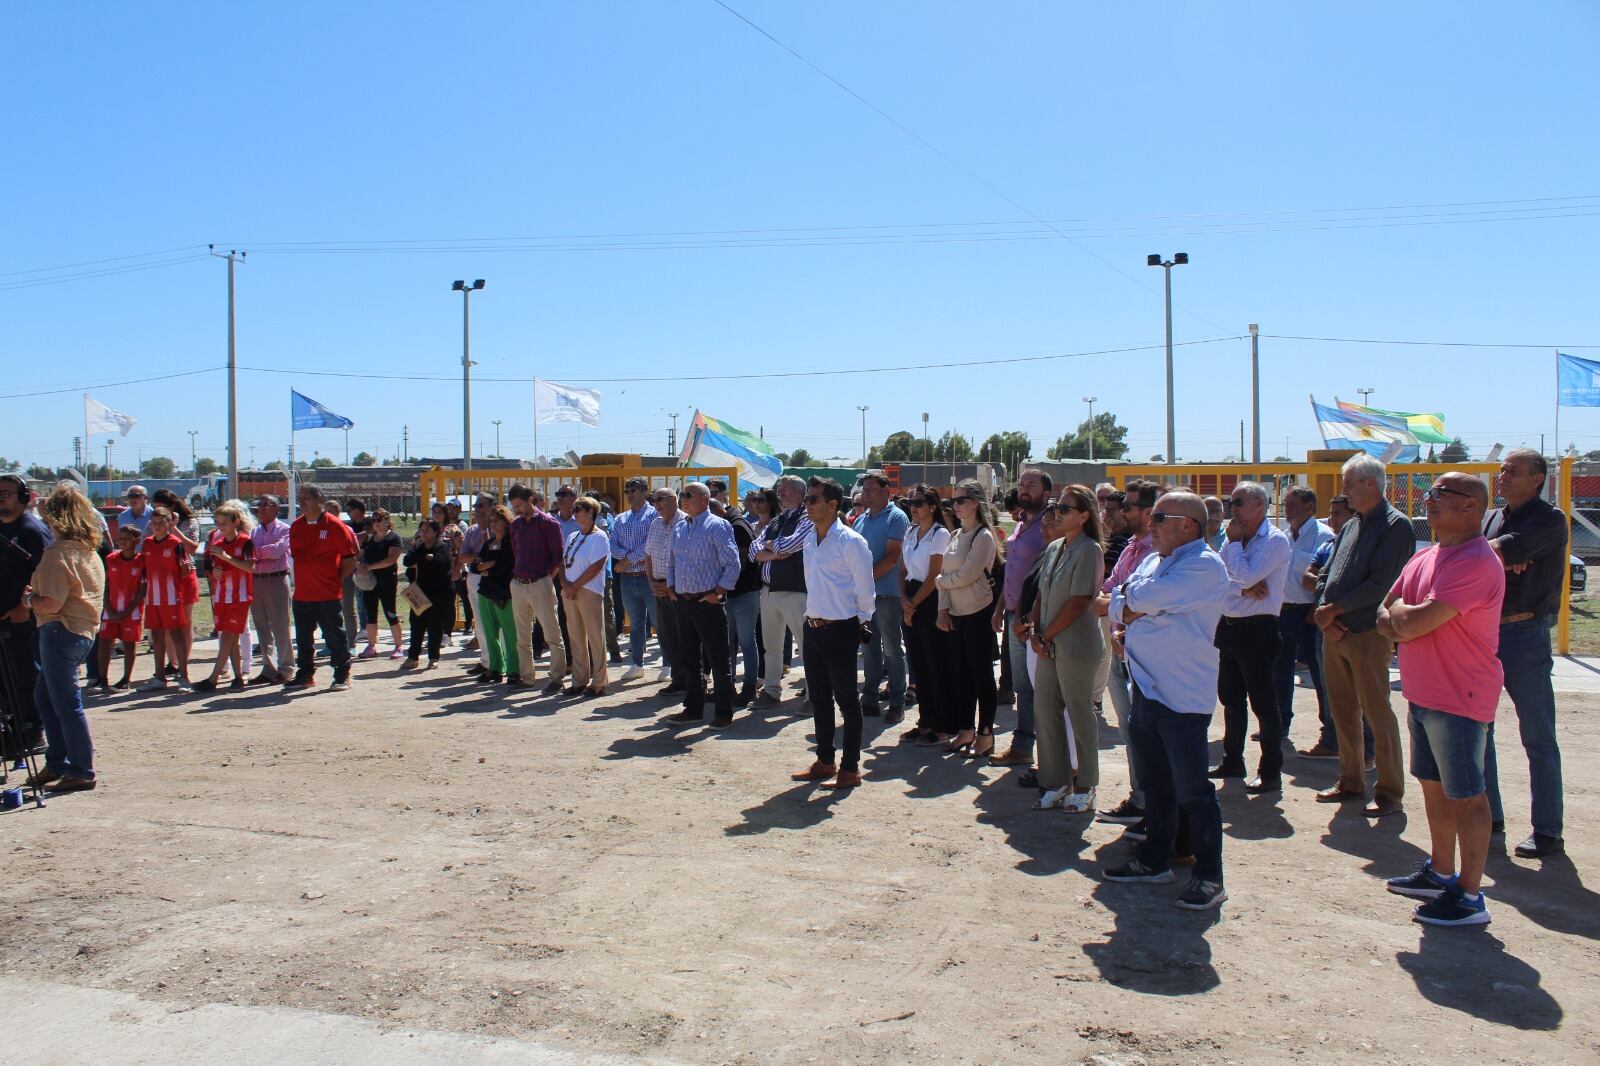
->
<box><xmin>1311</xmin><ymin>398</ymin><xmax>1420</xmax><ymax>462</ymax></box>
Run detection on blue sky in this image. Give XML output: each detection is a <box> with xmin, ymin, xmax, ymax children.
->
<box><xmin>4</xmin><ymin>2</ymin><xmax>1598</xmax><ymax>473</ymax></box>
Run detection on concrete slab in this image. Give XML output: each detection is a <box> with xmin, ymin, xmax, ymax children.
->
<box><xmin>3</xmin><ymin>976</ymin><xmax>680</xmax><ymax>1066</ymax></box>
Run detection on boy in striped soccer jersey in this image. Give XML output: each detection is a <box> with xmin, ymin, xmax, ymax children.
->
<box><xmin>195</xmin><ymin>501</ymin><xmax>256</xmax><ymax>692</ymax></box>
<box><xmin>98</xmin><ymin>524</ymin><xmax>147</xmax><ymax>690</ymax></box>
<box><xmin>139</xmin><ymin>506</ymin><xmax>191</xmax><ymax>690</ymax></box>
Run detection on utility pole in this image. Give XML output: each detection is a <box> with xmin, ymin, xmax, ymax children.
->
<box><xmin>402</xmin><ymin>424</ymin><xmax>409</xmax><ymax>463</ymax></box>
<box><xmin>922</xmin><ymin>412</ymin><xmax>930</xmax><ymax>465</ymax></box>
<box><xmin>1147</xmin><ymin>253</ymin><xmax>1188</xmax><ymax>464</ymax></box>
<box><xmin>857</xmin><ymin>405</ymin><xmax>869</xmax><ymax>465</ymax></box>
<box><xmin>493</xmin><ymin>419</ymin><xmax>502</xmax><ymax>458</ymax></box>
<box><xmin>249</xmin><ymin>445</ymin><xmax>256</xmax><ymax>467</ymax></box>
<box><xmin>343</xmin><ymin>427</ymin><xmax>350</xmax><ymax>465</ymax></box>
<box><xmin>73</xmin><ymin>436</ymin><xmax>82</xmax><ymax>470</ymax></box>
<box><xmin>105</xmin><ymin>440</ymin><xmax>113</xmax><ymax>481</ymax></box>
<box><xmin>667</xmin><ymin>412</ymin><xmax>680</xmax><ymax>456</ymax></box>
<box><xmin>451</xmin><ymin>279</ymin><xmax>486</xmax><ymax>470</ymax></box>
<box><xmin>1240</xmin><ymin>420</ymin><xmax>1245</xmax><ymax>461</ymax></box>
<box><xmin>209</xmin><ymin>247</ymin><xmax>245</xmax><ymax>501</ymax></box>
<box><xmin>188</xmin><ymin>430</ymin><xmax>199</xmax><ymax>475</ymax></box>
<box><xmin>1082</xmin><ymin>396</ymin><xmax>1097</xmax><ymax>461</ymax></box>
<box><xmin>1248</xmin><ymin>323</ymin><xmax>1261</xmax><ymax>462</ymax></box>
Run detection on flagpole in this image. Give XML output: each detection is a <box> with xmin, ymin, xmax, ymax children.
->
<box><xmin>83</xmin><ymin>394</ymin><xmax>91</xmax><ymax>476</ymax></box>
<box><xmin>1554</xmin><ymin>349</ymin><xmax>1561</xmax><ymax>484</ymax></box>
<box><xmin>287</xmin><ymin>389</ymin><xmax>297</xmax><ymax>521</ymax></box>
<box><xmin>533</xmin><ymin>378</ymin><xmax>539</xmax><ymax>465</ymax></box>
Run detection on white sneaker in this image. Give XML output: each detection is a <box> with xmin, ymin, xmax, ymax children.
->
<box><xmin>656</xmin><ymin>666</ymin><xmax>672</xmax><ymax>682</ymax></box>
<box><xmin>620</xmin><ymin>665</ymin><xmax>644</xmax><ymax>682</ymax></box>
<box><xmin>1063</xmin><ymin>787</ymin><xmax>1097</xmax><ymax>814</ymax></box>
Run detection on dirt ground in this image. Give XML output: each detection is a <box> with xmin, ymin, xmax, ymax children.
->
<box><xmin>3</xmin><ymin>636</ymin><xmax>1596</xmax><ymax>1065</ymax></box>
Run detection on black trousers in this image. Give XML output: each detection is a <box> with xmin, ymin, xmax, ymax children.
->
<box><xmin>454</xmin><ymin>578</ymin><xmax>474</xmax><ymax>629</ymax></box>
<box><xmin>676</xmin><ymin>597</ymin><xmax>733</xmax><ymax>717</ymax></box>
<box><xmin>654</xmin><ymin>594</ymin><xmax>683</xmax><ymax>681</ymax></box>
<box><xmin>293</xmin><ymin>599</ymin><xmax>351</xmax><ymax>681</ymax></box>
<box><xmin>902</xmin><ymin>582</ymin><xmax>955</xmax><ymax>732</ymax></box>
<box><xmin>0</xmin><ymin>621</ymin><xmax>42</xmax><ymax>754</ymax></box>
<box><xmin>950</xmin><ymin>608</ymin><xmax>998</xmax><ymax>735</ymax></box>
<box><xmin>804</xmin><ymin>619</ymin><xmax>864</xmax><ymax>771</ymax></box>
<box><xmin>408</xmin><ymin>605</ymin><xmax>450</xmax><ymax>662</ymax></box>
<box><xmin>1216</xmin><ymin>614</ymin><xmax>1283</xmax><ymax>779</ymax></box>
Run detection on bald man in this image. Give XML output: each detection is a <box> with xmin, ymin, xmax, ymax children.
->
<box><xmin>1379</xmin><ymin>472</ymin><xmax>1505</xmax><ymax>927</ymax></box>
<box><xmin>1104</xmin><ymin>491</ymin><xmax>1232</xmax><ymax>910</ymax></box>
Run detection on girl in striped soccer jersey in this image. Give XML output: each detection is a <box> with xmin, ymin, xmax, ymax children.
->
<box><xmin>97</xmin><ymin>524</ymin><xmax>148</xmax><ymax>690</ymax></box>
<box><xmin>195</xmin><ymin>500</ymin><xmax>256</xmax><ymax>692</ymax></box>
<box><xmin>139</xmin><ymin>506</ymin><xmax>192</xmax><ymax>690</ymax></box>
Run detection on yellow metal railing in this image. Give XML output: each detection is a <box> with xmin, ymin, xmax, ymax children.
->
<box><xmin>1106</xmin><ymin>458</ymin><xmax>1575</xmax><ymax>655</ymax></box>
<box><xmin>418</xmin><ymin>465</ymin><xmax>740</xmax><ymax>515</ymax></box>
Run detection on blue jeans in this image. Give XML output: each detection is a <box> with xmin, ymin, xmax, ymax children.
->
<box><xmin>1129</xmin><ymin>681</ymin><xmax>1223</xmax><ymax>883</ymax></box>
<box><xmin>617</xmin><ymin>573</ymin><xmax>654</xmax><ymax>667</ymax></box>
<box><xmin>1004</xmin><ymin>613</ymin><xmax>1035</xmax><ymax>750</ymax></box>
<box><xmin>1409</xmin><ymin>703</ymin><xmax>1489</xmax><ymax>800</ymax></box>
<box><xmin>861</xmin><ymin>594</ymin><xmax>907</xmax><ymax>709</ymax></box>
<box><xmin>1274</xmin><ymin>603</ymin><xmax>1325</xmax><ymax>738</ymax></box>
<box><xmin>726</xmin><ymin>590</ymin><xmax>761</xmax><ymax>693</ymax></box>
<box><xmin>34</xmin><ymin>622</ymin><xmax>95</xmax><ymax>779</ymax></box>
<box><xmin>1485</xmin><ymin>617</ymin><xmax>1562</xmax><ymax>837</ymax></box>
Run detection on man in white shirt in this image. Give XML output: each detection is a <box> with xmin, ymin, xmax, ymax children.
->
<box><xmin>1274</xmin><ymin>487</ymin><xmax>1334</xmax><ymax>750</ymax></box>
<box><xmin>790</xmin><ymin>477</ymin><xmax>875</xmax><ymax>791</ymax></box>
<box><xmin>1209</xmin><ymin>482</ymin><xmax>1293</xmax><ymax>792</ymax></box>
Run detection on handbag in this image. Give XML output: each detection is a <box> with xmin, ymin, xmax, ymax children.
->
<box><xmin>400</xmin><ymin>582</ymin><xmax>432</xmax><ymax>614</ymax></box>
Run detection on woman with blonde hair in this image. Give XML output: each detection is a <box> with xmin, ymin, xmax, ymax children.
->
<box><xmin>195</xmin><ymin>500</ymin><xmax>256</xmax><ymax>692</ymax></box>
<box><xmin>1028</xmin><ymin>484</ymin><xmax>1107</xmax><ymax>812</ymax></box>
<box><xmin>24</xmin><ymin>485</ymin><xmax>105</xmax><ymax>791</ymax></box>
<box><xmin>936</xmin><ymin>479</ymin><xmax>1003</xmax><ymax>757</ymax></box>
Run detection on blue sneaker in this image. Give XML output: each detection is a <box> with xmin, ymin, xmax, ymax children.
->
<box><xmin>1386</xmin><ymin>859</ymin><xmax>1454</xmax><ymax>900</ymax></box>
<box><xmin>1413</xmin><ymin>884</ymin><xmax>1490</xmax><ymax>927</ymax></box>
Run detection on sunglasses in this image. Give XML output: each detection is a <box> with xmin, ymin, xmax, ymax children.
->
<box><xmin>1150</xmin><ymin>511</ymin><xmax>1192</xmax><ymax>525</ymax></box>
<box><xmin>1425</xmin><ymin>484</ymin><xmax>1474</xmax><ymax>502</ymax></box>
<box><xmin>127</xmin><ymin>493</ymin><xmax>147</xmax><ymax>500</ymax></box>
<box><xmin>804</xmin><ymin>494</ymin><xmax>828</xmax><ymax>504</ymax></box>
<box><xmin>954</xmin><ymin>495</ymin><xmax>979</xmax><ymax>505</ymax></box>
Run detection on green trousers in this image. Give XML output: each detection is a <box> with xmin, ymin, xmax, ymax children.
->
<box><xmin>478</xmin><ymin>594</ymin><xmax>517</xmax><ymax>675</ymax></box>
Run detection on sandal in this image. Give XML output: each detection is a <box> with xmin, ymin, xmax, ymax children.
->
<box><xmin>968</xmin><ymin>734</ymin><xmax>996</xmax><ymax>759</ymax></box>
<box><xmin>943</xmin><ymin>732</ymin><xmax>975</xmax><ymax>755</ymax></box>
<box><xmin>917</xmin><ymin>732</ymin><xmax>951</xmax><ymax>747</ymax></box>
<box><xmin>1035</xmin><ymin>786</ymin><xmax>1070</xmax><ymax>810</ymax></box>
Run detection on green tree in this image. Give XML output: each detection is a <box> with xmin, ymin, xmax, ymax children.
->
<box><xmin>978</xmin><ymin>431</ymin><xmax>1032</xmax><ymax>476</ymax></box>
<box><xmin>1272</xmin><ymin>455</ymin><xmax>1294</xmax><ymax>462</ymax></box>
<box><xmin>0</xmin><ymin>457</ymin><xmax>20</xmax><ymax>473</ymax></box>
<box><xmin>140</xmin><ymin>456</ymin><xmax>177</xmax><ymax>478</ymax></box>
<box><xmin>353</xmin><ymin>451</ymin><xmax>377</xmax><ymax>467</ymax></box>
<box><xmin>1439</xmin><ymin>437</ymin><xmax>1470</xmax><ymax>463</ymax></box>
<box><xmin>1047</xmin><ymin>412</ymin><xmax>1130</xmax><ymax>460</ymax></box>
<box><xmin>310</xmin><ymin>457</ymin><xmax>336</xmax><ymax>469</ymax></box>
<box><xmin>194</xmin><ymin>456</ymin><xmax>220</xmax><ymax>476</ymax></box>
<box><xmin>26</xmin><ymin>464</ymin><xmax>57</xmax><ymax>480</ymax></box>
<box><xmin>932</xmin><ymin>431</ymin><xmax>974</xmax><ymax>463</ymax></box>
<box><xmin>866</xmin><ymin>430</ymin><xmax>919</xmax><ymax>466</ymax></box>
<box><xmin>787</xmin><ymin>447</ymin><xmax>814</xmax><ymax>467</ymax></box>
<box><xmin>1148</xmin><ymin>453</ymin><xmax>1164</xmax><ymax>463</ymax></box>
<box><xmin>263</xmin><ymin>460</ymin><xmax>285</xmax><ymax>471</ymax></box>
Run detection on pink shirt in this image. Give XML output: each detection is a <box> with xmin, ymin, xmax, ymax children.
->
<box><xmin>1103</xmin><ymin>532</ymin><xmax>1154</xmax><ymax>594</ymax></box>
<box><xmin>1390</xmin><ymin>537</ymin><xmax>1506</xmax><ymax>722</ymax></box>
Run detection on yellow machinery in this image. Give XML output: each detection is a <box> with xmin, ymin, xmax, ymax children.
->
<box><xmin>1105</xmin><ymin>457</ymin><xmax>1575</xmax><ymax>654</ymax></box>
<box><xmin>419</xmin><ymin>455</ymin><xmax>739</xmax><ymax>517</ymax></box>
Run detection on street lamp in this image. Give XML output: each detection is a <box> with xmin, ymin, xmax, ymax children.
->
<box><xmin>1147</xmin><ymin>252</ymin><xmax>1188</xmax><ymax>463</ymax></box>
<box><xmin>451</xmin><ymin>278</ymin><xmax>487</xmax><ymax>471</ymax></box>
<box><xmin>1081</xmin><ymin>398</ymin><xmax>1097</xmax><ymax>461</ymax></box>
<box><xmin>1357</xmin><ymin>387</ymin><xmax>1375</xmax><ymax>407</ymax></box>
<box><xmin>188</xmin><ymin>430</ymin><xmax>199</xmax><ymax>475</ymax></box>
<box><xmin>922</xmin><ymin>412</ymin><xmax>930</xmax><ymax>465</ymax></box>
<box><xmin>493</xmin><ymin>419</ymin><xmax>502</xmax><ymax>458</ymax></box>
<box><xmin>857</xmin><ymin>405</ymin><xmax>869</xmax><ymax>465</ymax></box>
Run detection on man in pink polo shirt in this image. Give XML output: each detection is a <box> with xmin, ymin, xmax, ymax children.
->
<box><xmin>1379</xmin><ymin>472</ymin><xmax>1505</xmax><ymax>927</ymax></box>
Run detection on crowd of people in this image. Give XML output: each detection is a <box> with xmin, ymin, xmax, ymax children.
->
<box><xmin>0</xmin><ymin>446</ymin><xmax>1569</xmax><ymax>924</ymax></box>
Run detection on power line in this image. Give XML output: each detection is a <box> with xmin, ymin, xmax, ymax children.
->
<box><xmin>0</xmin><ymin>244</ymin><xmax>211</xmax><ymax>279</ymax></box>
<box><xmin>0</xmin><ymin>366</ymin><xmax>222</xmax><ymax>399</ymax></box>
<box><xmin>0</xmin><ymin>253</ymin><xmax>212</xmax><ymax>293</ymax></box>
<box><xmin>708</xmin><ymin>0</ymin><xmax>1236</xmax><ymax>332</ymax></box>
<box><xmin>1263</xmin><ymin>333</ymin><xmax>1600</xmax><ymax>350</ymax></box>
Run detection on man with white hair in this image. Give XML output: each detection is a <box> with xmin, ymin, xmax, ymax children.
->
<box><xmin>664</xmin><ymin>482</ymin><xmax>741</xmax><ymax>728</ymax></box>
<box><xmin>1314</xmin><ymin>455</ymin><xmax>1416</xmax><ymax>817</ymax></box>
<box><xmin>1209</xmin><ymin>481</ymin><xmax>1292</xmax><ymax>792</ymax></box>
<box><xmin>1104</xmin><ymin>491</ymin><xmax>1232</xmax><ymax>909</ymax></box>
<box><xmin>751</xmin><ymin>475</ymin><xmax>811</xmax><ymax>706</ymax></box>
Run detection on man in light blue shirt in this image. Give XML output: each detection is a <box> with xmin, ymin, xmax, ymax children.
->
<box><xmin>851</xmin><ymin>471</ymin><xmax>909</xmax><ymax>722</ymax></box>
<box><xmin>1274</xmin><ymin>486</ymin><xmax>1334</xmax><ymax>748</ymax></box>
<box><xmin>664</xmin><ymin>482</ymin><xmax>742</xmax><ymax>728</ymax></box>
<box><xmin>1104</xmin><ymin>491</ymin><xmax>1232</xmax><ymax>911</ymax></box>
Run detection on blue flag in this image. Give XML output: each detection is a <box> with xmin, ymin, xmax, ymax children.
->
<box><xmin>291</xmin><ymin>389</ymin><xmax>354</xmax><ymax>431</ymax></box>
<box><xmin>1557</xmin><ymin>352</ymin><xmax>1600</xmax><ymax>408</ymax></box>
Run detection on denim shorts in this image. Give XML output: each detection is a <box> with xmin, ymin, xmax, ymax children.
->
<box><xmin>1408</xmin><ymin>703</ymin><xmax>1489</xmax><ymax>799</ymax></box>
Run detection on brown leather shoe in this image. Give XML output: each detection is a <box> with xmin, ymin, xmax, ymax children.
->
<box><xmin>25</xmin><ymin>767</ymin><xmax>62</xmax><ymax>789</ymax></box>
<box><xmin>1315</xmin><ymin>784</ymin><xmax>1365</xmax><ymax>803</ymax></box>
<box><xmin>790</xmin><ymin>761</ymin><xmax>837</xmax><ymax>781</ymax></box>
<box><xmin>1364</xmin><ymin>795</ymin><xmax>1403</xmax><ymax>818</ymax></box>
<box><xmin>989</xmin><ymin>744</ymin><xmax>1032</xmax><ymax>767</ymax></box>
<box><xmin>821</xmin><ymin>770</ymin><xmax>862</xmax><ymax>790</ymax></box>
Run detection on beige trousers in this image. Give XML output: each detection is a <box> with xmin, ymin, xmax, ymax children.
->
<box><xmin>511</xmin><ymin>576</ymin><xmax>567</xmax><ymax>681</ymax></box>
<box><xmin>1321</xmin><ymin>626</ymin><xmax>1404</xmax><ymax>801</ymax></box>
<box><xmin>565</xmin><ymin>587</ymin><xmax>608</xmax><ymax>690</ymax></box>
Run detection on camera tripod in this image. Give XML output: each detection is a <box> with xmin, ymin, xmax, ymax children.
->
<box><xmin>0</xmin><ymin>627</ymin><xmax>46</xmax><ymax>809</ymax></box>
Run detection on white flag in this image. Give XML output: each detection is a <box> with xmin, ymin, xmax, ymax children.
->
<box><xmin>85</xmin><ymin>394</ymin><xmax>138</xmax><ymax>437</ymax></box>
<box><xmin>534</xmin><ymin>379</ymin><xmax>601</xmax><ymax>427</ymax></box>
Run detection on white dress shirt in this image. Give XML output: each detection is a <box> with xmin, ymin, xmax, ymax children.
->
<box><xmin>1219</xmin><ymin>520</ymin><xmax>1292</xmax><ymax>617</ymax></box>
<box><xmin>802</xmin><ymin>518</ymin><xmax>875</xmax><ymax>622</ymax></box>
<box><xmin>901</xmin><ymin>523</ymin><xmax>951</xmax><ymax>583</ymax></box>
<box><xmin>1281</xmin><ymin>518</ymin><xmax>1334</xmax><ymax>606</ymax></box>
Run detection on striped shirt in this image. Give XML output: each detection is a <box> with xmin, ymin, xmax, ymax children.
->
<box><xmin>645</xmin><ymin>511</ymin><xmax>684</xmax><ymax>583</ymax></box>
<box><xmin>251</xmin><ymin>518</ymin><xmax>292</xmax><ymax>576</ymax></box>
<box><xmin>667</xmin><ymin>510</ymin><xmax>741</xmax><ymax>595</ymax></box>
<box><xmin>141</xmin><ymin>534</ymin><xmax>187</xmax><ymax>608</ymax></box>
<box><xmin>750</xmin><ymin>510</ymin><xmax>814</xmax><ymax>584</ymax></box>
<box><xmin>209</xmin><ymin>531</ymin><xmax>255</xmax><ymax>606</ymax></box>
<box><xmin>610</xmin><ymin>504</ymin><xmax>656</xmax><ymax>572</ymax></box>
